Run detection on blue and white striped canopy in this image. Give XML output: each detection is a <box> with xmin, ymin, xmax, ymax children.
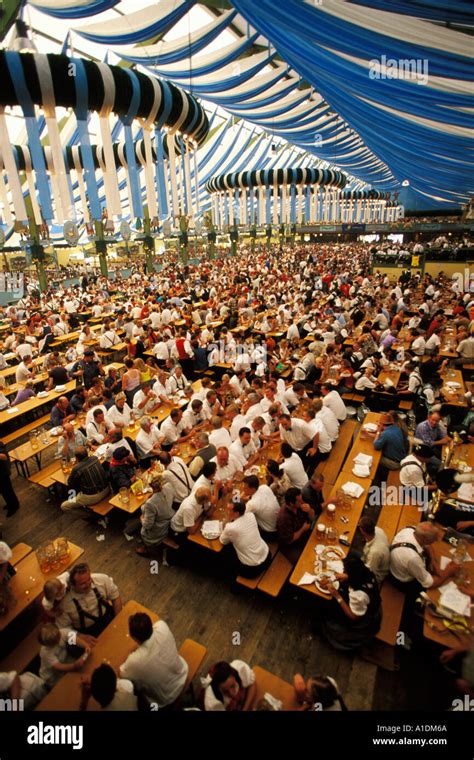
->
<box><xmin>24</xmin><ymin>0</ymin><xmax>474</xmax><ymax>208</ymax></box>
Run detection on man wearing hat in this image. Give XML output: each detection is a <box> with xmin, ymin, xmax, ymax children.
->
<box><xmin>71</xmin><ymin>351</ymin><xmax>104</xmax><ymax>390</ymax></box>
<box><xmin>0</xmin><ymin>442</ymin><xmax>19</xmax><ymax>517</ymax></box>
<box><xmin>0</xmin><ymin>541</ymin><xmax>15</xmax><ymax>617</ymax></box>
<box><xmin>0</xmin><ymin>541</ymin><xmax>15</xmax><ymax>584</ymax></box>
<box><xmin>109</xmin><ymin>446</ymin><xmax>137</xmax><ymax>493</ymax></box>
<box><xmin>399</xmin><ymin>444</ymin><xmax>438</xmax><ymax>508</ymax></box>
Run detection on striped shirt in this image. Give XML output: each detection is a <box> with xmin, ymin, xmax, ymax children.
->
<box><xmin>67</xmin><ymin>456</ymin><xmax>108</xmax><ymax>496</ymax></box>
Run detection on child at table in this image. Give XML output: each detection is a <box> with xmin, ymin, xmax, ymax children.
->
<box><xmin>200</xmin><ymin>660</ymin><xmax>256</xmax><ymax>711</ymax></box>
<box><xmin>38</xmin><ymin>622</ymin><xmax>90</xmax><ymax>688</ymax></box>
<box><xmin>41</xmin><ymin>572</ymin><xmax>69</xmax><ymax>619</ymax></box>
<box><xmin>293</xmin><ymin>673</ymin><xmax>347</xmax><ymax>711</ymax></box>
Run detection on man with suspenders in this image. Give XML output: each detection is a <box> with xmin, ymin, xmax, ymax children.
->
<box><xmin>399</xmin><ymin>444</ymin><xmax>438</xmax><ymax>506</ymax></box>
<box><xmin>389</xmin><ymin>522</ymin><xmax>458</xmax><ymax>604</ymax></box>
<box><xmin>56</xmin><ymin>563</ymin><xmax>122</xmax><ymax>646</ymax></box>
<box><xmin>159</xmin><ymin>451</ymin><xmax>194</xmax><ymax>510</ymax></box>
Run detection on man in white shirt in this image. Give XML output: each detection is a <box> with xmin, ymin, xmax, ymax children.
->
<box><xmin>132</xmin><ymin>320</ymin><xmax>145</xmax><ymax>339</ymax></box>
<box><xmin>149</xmin><ymin>308</ymin><xmax>162</xmax><ymax>330</ymax></box>
<box><xmin>165</xmin><ymin>366</ymin><xmax>190</xmax><ymax>395</ymax></box>
<box><xmin>389</xmin><ymin>523</ymin><xmax>457</xmax><ymax>598</ymax></box>
<box><xmin>399</xmin><ymin>444</ymin><xmax>436</xmax><ymax>507</ymax></box>
<box><xmin>153</xmin><ymin>340</ymin><xmax>170</xmax><ymax>362</ymax></box>
<box><xmin>286</xmin><ymin>322</ymin><xmax>300</xmax><ymax>342</ymax></box>
<box><xmin>243</xmin><ymin>475</ymin><xmax>280</xmax><ymax>535</ymax></box>
<box><xmin>100</xmin><ymin>328</ymin><xmax>121</xmax><ymax>350</ymax></box>
<box><xmin>219</xmin><ymin>502</ymin><xmax>271</xmax><ymax>580</ymax></box>
<box><xmin>410</xmin><ymin>331</ymin><xmax>426</xmax><ymax>356</ymax></box>
<box><xmin>16</xmin><ymin>340</ymin><xmax>33</xmax><ymax>361</ymax></box>
<box><xmin>313</xmin><ymin>398</ymin><xmax>339</xmax><ymax>442</ymax></box>
<box><xmin>106</xmin><ymin>395</ymin><xmax>132</xmax><ymax>429</ymax></box>
<box><xmin>133</xmin><ymin>385</ymin><xmax>161</xmax><ymax>419</ymax></box>
<box><xmin>181</xmin><ymin>399</ymin><xmax>206</xmax><ymax>431</ymax></box>
<box><xmin>202</xmin><ymin>389</ymin><xmax>224</xmax><ymax>420</ymax></box>
<box><xmin>159</xmin><ymin>451</ymin><xmax>194</xmax><ymax>506</ymax></box>
<box><xmin>303</xmin><ymin>408</ymin><xmax>332</xmax><ymax>470</ymax></box>
<box><xmin>53</xmin><ymin>317</ymin><xmax>69</xmax><ymax>337</ymax></box>
<box><xmin>358</xmin><ymin>517</ymin><xmax>390</xmax><ymax>586</ymax></box>
<box><xmin>120</xmin><ymin>614</ymin><xmax>188</xmax><ymax>708</ymax></box>
<box><xmin>211</xmin><ymin>447</ymin><xmax>242</xmax><ymax>482</ymax></box>
<box><xmin>229</xmin><ymin>428</ymin><xmax>259</xmax><ymax>470</ymax></box>
<box><xmin>425</xmin><ymin>329</ymin><xmax>441</xmax><ymax>355</ymax></box>
<box><xmin>15</xmin><ymin>356</ymin><xmax>35</xmax><ymax>383</ymax></box>
<box><xmin>152</xmin><ymin>373</ymin><xmax>171</xmax><ymax>403</ymax></box>
<box><xmin>160</xmin><ymin>408</ymin><xmax>191</xmax><ymax>448</ymax></box>
<box><xmin>170</xmin><ymin>487</ymin><xmax>211</xmax><ymax>538</ymax></box>
<box><xmin>55</xmin><ymin>564</ymin><xmax>122</xmax><ymax>641</ymax></box>
<box><xmin>227</xmin><ymin>404</ymin><xmax>249</xmax><ymax>442</ymax></box>
<box><xmin>456</xmin><ymin>335</ymin><xmax>474</xmax><ymax>363</ymax></box>
<box><xmin>278</xmin><ymin>414</ymin><xmax>312</xmax><ymax>454</ymax></box>
<box><xmin>283</xmin><ymin>383</ymin><xmax>307</xmax><ymax>410</ymax></box>
<box><xmin>136</xmin><ymin>417</ymin><xmax>163</xmax><ymax>461</ymax></box>
<box><xmin>321</xmin><ymin>384</ymin><xmax>347</xmax><ymax>422</ymax></box>
<box><xmin>355</xmin><ymin>368</ymin><xmax>379</xmax><ymax>393</ymax></box>
<box><xmin>229</xmin><ymin>371</ymin><xmax>251</xmax><ymax>398</ymax></box>
<box><xmin>280</xmin><ymin>443</ymin><xmax>307</xmax><ymax>489</ymax></box>
<box><xmin>242</xmin><ymin>393</ymin><xmax>264</xmax><ymax>423</ymax></box>
<box><xmin>209</xmin><ymin>416</ymin><xmax>232</xmax><ymax>450</ymax></box>
<box><xmin>86</xmin><ymin>409</ymin><xmax>109</xmax><ymax>446</ymax></box>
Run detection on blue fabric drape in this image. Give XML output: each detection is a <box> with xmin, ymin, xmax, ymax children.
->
<box><xmin>30</xmin><ymin>0</ymin><xmax>119</xmax><ymax>19</ymax></box>
<box><xmin>5</xmin><ymin>52</ymin><xmax>53</xmax><ymax>220</ymax></box>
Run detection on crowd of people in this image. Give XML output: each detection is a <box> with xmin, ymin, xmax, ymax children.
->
<box><xmin>0</xmin><ymin>237</ymin><xmax>473</xmax><ymax>711</ymax></box>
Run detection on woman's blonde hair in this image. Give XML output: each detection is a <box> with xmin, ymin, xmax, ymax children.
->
<box><xmin>38</xmin><ymin>622</ymin><xmax>61</xmax><ymax>647</ymax></box>
<box><xmin>134</xmin><ymin>358</ymin><xmax>146</xmax><ymax>372</ymax></box>
<box><xmin>43</xmin><ymin>578</ymin><xmax>63</xmax><ymax>601</ymax></box>
<box><xmin>150</xmin><ymin>474</ymin><xmax>163</xmax><ymax>491</ymax></box>
<box><xmin>115</xmin><ymin>391</ymin><xmax>126</xmax><ymax>404</ymax></box>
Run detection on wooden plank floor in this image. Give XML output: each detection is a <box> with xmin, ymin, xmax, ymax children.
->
<box><xmin>0</xmin><ymin>445</ymin><xmax>451</xmax><ymax>711</ymax></box>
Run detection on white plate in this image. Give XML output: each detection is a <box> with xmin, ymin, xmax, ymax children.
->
<box><xmin>315</xmin><ymin>572</ymin><xmax>339</xmax><ymax>595</ymax></box>
<box><xmin>54</xmin><ymin>385</ymin><xmax>66</xmax><ymax>392</ymax></box>
<box><xmin>320</xmin><ymin>546</ymin><xmax>345</xmax><ymax>561</ymax></box>
<box><xmin>37</xmin><ymin>391</ymin><xmax>49</xmax><ymax>398</ymax></box>
<box><xmin>245</xmin><ymin>465</ymin><xmax>260</xmax><ymax>476</ymax></box>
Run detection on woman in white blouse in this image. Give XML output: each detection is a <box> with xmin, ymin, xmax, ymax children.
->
<box><xmin>106</xmin><ymin>392</ymin><xmax>132</xmax><ymax>429</ymax></box>
<box><xmin>293</xmin><ymin>673</ymin><xmax>347</xmax><ymax>711</ymax></box>
<box><xmin>321</xmin><ymin>556</ymin><xmax>381</xmax><ymax>651</ymax></box>
<box><xmin>201</xmin><ymin>660</ymin><xmax>256</xmax><ymax>712</ymax></box>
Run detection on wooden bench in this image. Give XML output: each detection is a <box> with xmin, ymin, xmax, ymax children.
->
<box><xmin>162</xmin><ymin>536</ymin><xmax>180</xmax><ymax>565</ymax></box>
<box><xmin>3</xmin><ymin>413</ymin><xmax>51</xmax><ymax>447</ymax></box>
<box><xmin>314</xmin><ymin>419</ymin><xmax>357</xmax><ymax>485</ymax></box>
<box><xmin>0</xmin><ymin>623</ymin><xmax>43</xmax><ymax>675</ymax></box>
<box><xmin>11</xmin><ymin>543</ymin><xmax>33</xmax><ymax>566</ymax></box>
<box><xmin>376</xmin><ymin>504</ymin><xmax>403</xmax><ymax>544</ymax></box>
<box><xmin>236</xmin><ymin>542</ymin><xmax>278</xmax><ymax>590</ymax></box>
<box><xmin>377</xmin><ymin>582</ymin><xmax>405</xmax><ymax>647</ymax></box>
<box><xmin>385</xmin><ymin>469</ymin><xmax>424</xmax><ymax>531</ymax></box>
<box><xmin>28</xmin><ymin>460</ymin><xmax>63</xmax><ymax>489</ymax></box>
<box><xmin>90</xmin><ymin>497</ymin><xmax>114</xmax><ymax>517</ymax></box>
<box><xmin>257</xmin><ymin>552</ymin><xmax>293</xmax><ymax>597</ymax></box>
<box><xmin>396</xmin><ymin>504</ymin><xmax>423</xmax><ymax>532</ymax></box>
<box><xmin>178</xmin><ymin>639</ymin><xmax>207</xmax><ymax>699</ymax></box>
<box><xmin>376</xmin><ymin>470</ymin><xmax>405</xmax><ymax>542</ymax></box>
<box><xmin>363</xmin><ymin>582</ymin><xmax>406</xmax><ymax>671</ymax></box>
<box><xmin>399</xmin><ymin>400</ymin><xmax>413</xmax><ymax>410</ymax></box>
<box><xmin>352</xmin><ymin>394</ymin><xmax>365</xmax><ymax>404</ymax></box>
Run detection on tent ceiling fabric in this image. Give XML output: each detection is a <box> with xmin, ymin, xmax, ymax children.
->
<box><xmin>23</xmin><ymin>0</ymin><xmax>474</xmax><ymax>207</ymax></box>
